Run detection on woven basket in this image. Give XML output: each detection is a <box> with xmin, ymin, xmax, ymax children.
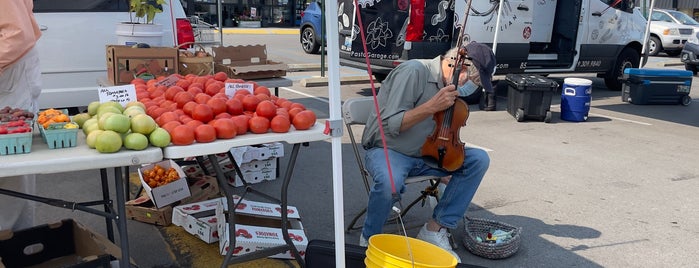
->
<box><xmin>462</xmin><ymin>217</ymin><xmax>522</xmax><ymax>259</ymax></box>
<box><xmin>177</xmin><ymin>42</ymin><xmax>214</xmax><ymax>76</ymax></box>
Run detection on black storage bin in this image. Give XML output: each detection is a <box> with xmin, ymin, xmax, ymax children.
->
<box><xmin>506</xmin><ymin>74</ymin><xmax>559</xmax><ymax>122</ymax></box>
<box><xmin>621</xmin><ymin>68</ymin><xmax>693</xmax><ymax>105</ymax></box>
<box><xmin>305</xmin><ymin>239</ymin><xmax>366</xmax><ymax>268</ymax></box>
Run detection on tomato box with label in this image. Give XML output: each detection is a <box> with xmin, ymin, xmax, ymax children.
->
<box><xmin>106</xmin><ymin>45</ymin><xmax>178</xmax><ymax>85</ymax></box>
<box><xmin>213</xmin><ymin>45</ymin><xmax>287</xmax><ymax>80</ymax></box>
<box><xmin>215</xmin><ymin>195</ymin><xmax>307</xmax><ymax>259</ymax></box>
<box><xmin>138</xmin><ymin>160</ymin><xmax>191</xmax><ymax>208</ymax></box>
<box><xmin>126</xmin><ymin>174</ymin><xmax>220</xmax><ymax>226</ymax></box>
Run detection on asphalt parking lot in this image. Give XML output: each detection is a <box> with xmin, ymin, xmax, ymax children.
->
<box><xmin>32</xmin><ymin>52</ymin><xmax>699</xmax><ymax>268</ymax></box>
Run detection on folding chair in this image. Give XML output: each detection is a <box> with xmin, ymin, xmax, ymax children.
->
<box><xmin>342</xmin><ymin>97</ymin><xmax>445</xmax><ymax>233</ymax></box>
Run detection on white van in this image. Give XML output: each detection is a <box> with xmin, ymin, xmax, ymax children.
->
<box><xmin>338</xmin><ymin>0</ymin><xmax>646</xmax><ymax>93</ymax></box>
<box><xmin>32</xmin><ymin>0</ymin><xmax>193</xmax><ymax>112</ymax></box>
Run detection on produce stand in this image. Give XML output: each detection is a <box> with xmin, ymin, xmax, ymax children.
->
<box><xmin>0</xmin><ymin>132</ymin><xmax>163</xmax><ymax>268</ymax></box>
<box><xmin>162</xmin><ymin>123</ymin><xmax>328</xmax><ymax>267</ymax></box>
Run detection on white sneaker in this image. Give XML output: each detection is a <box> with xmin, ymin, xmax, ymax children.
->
<box><xmin>416</xmin><ymin>224</ymin><xmax>461</xmax><ymax>263</ymax></box>
<box><xmin>359</xmin><ymin>235</ymin><xmax>368</xmax><ymax>247</ymax></box>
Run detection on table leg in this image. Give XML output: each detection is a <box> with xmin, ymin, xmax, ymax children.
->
<box><xmin>280</xmin><ymin>143</ymin><xmax>305</xmax><ymax>266</ymax></box>
<box><xmin>100</xmin><ymin>168</ymin><xmax>115</xmax><ymax>242</ymax></box>
<box><xmin>124</xmin><ymin>166</ymin><xmax>130</xmax><ymax>201</ymax></box>
<box><xmin>113</xmin><ymin>167</ymin><xmax>131</xmax><ymax>268</ymax></box>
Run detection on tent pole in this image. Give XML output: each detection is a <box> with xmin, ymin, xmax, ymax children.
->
<box><xmin>323</xmin><ymin>0</ymin><xmax>346</xmax><ymax>266</ymax></box>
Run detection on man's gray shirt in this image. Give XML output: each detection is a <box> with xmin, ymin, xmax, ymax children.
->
<box><xmin>361</xmin><ymin>56</ymin><xmax>445</xmax><ymax>157</ymax></box>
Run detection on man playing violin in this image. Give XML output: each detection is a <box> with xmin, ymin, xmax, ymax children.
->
<box><xmin>359</xmin><ymin>42</ymin><xmax>496</xmax><ymax>262</ymax></box>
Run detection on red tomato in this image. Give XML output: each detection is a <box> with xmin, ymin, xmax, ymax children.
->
<box><xmin>288</xmin><ymin>107</ymin><xmax>304</xmax><ymax>119</ymax></box>
<box><xmin>156</xmin><ymin>111</ymin><xmax>179</xmax><ymax>126</ymax></box>
<box><xmin>292</xmin><ymin>110</ymin><xmax>316</xmax><ymax>130</ymax></box>
<box><xmin>270</xmin><ymin>115</ymin><xmax>291</xmax><ymax>133</ymax></box>
<box><xmin>254</xmin><ymin>86</ymin><xmax>271</xmax><ymax>97</ymax></box>
<box><xmin>242</xmin><ymin>95</ymin><xmax>261</xmax><ymax>112</ymax></box>
<box><xmin>174</xmin><ymin>91</ymin><xmax>195</xmax><ymax>109</ymax></box>
<box><xmin>231</xmin><ymin>115</ymin><xmax>249</xmax><ymax>135</ymax></box>
<box><xmin>213</xmin><ymin>71</ymin><xmax>228</xmax><ymax>81</ymax></box>
<box><xmin>212</xmin><ymin>118</ymin><xmax>237</xmax><ymax>139</ymax></box>
<box><xmin>194</xmin><ymin>124</ymin><xmax>217</xmax><ymax>143</ymax></box>
<box><xmin>290</xmin><ymin>102</ymin><xmax>306</xmax><ymax>111</ymax></box>
<box><xmin>161</xmin><ymin>121</ymin><xmax>181</xmax><ymax>133</ymax></box>
<box><xmin>215</xmin><ymin>112</ymin><xmax>232</xmax><ymax>119</ymax></box>
<box><xmin>255</xmin><ymin>100</ymin><xmax>277</xmax><ymax>120</ymax></box>
<box><xmin>194</xmin><ymin>93</ymin><xmax>212</xmax><ymax>104</ymax></box>
<box><xmin>207</xmin><ymin>98</ymin><xmax>228</xmax><ymax>115</ymax></box>
<box><xmin>164</xmin><ymin>86</ymin><xmax>184</xmax><ymax>101</ymax></box>
<box><xmin>248</xmin><ymin>116</ymin><xmax>270</xmax><ymax>134</ymax></box>
<box><xmin>185</xmin><ymin>120</ymin><xmax>204</xmax><ymax>129</ymax></box>
<box><xmin>225</xmin><ymin>98</ymin><xmax>244</xmax><ymax>115</ymax></box>
<box><xmin>182</xmin><ymin>101</ymin><xmax>198</xmax><ymax>116</ymax></box>
<box><xmin>192</xmin><ymin>104</ymin><xmax>214</xmax><ymax>123</ymax></box>
<box><xmin>170</xmin><ymin>125</ymin><xmax>195</xmax><ymax>146</ymax></box>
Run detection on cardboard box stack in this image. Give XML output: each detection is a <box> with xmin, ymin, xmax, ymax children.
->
<box><xmin>213</xmin><ymin>45</ymin><xmax>287</xmax><ymax>80</ymax></box>
<box><xmin>106</xmin><ymin>45</ymin><xmax>178</xmax><ymax>85</ymax></box>
<box><xmin>170</xmin><ymin>195</ymin><xmax>307</xmax><ymax>259</ymax></box>
<box><xmin>126</xmin><ymin>174</ymin><xmax>220</xmax><ymax>226</ymax></box>
<box><xmin>180</xmin><ymin>142</ymin><xmax>283</xmax><ymax>187</ymax></box>
<box><xmin>126</xmin><ymin>159</ymin><xmax>221</xmax><ymax>226</ymax></box>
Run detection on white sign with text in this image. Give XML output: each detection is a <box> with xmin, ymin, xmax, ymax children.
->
<box><xmin>225</xmin><ymin>83</ymin><xmax>254</xmax><ymax>97</ymax></box>
<box><xmin>98</xmin><ymin>84</ymin><xmax>137</xmax><ymax>106</ymax></box>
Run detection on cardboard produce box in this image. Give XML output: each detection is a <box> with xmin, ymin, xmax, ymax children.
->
<box><xmin>213</xmin><ymin>45</ymin><xmax>287</xmax><ymax>80</ymax></box>
<box><xmin>226</xmin><ymin>167</ymin><xmax>277</xmax><ymax>187</ymax></box>
<box><xmin>0</xmin><ymin>219</ymin><xmax>124</xmax><ymax>268</ymax></box>
<box><xmin>215</xmin><ymin>195</ymin><xmax>307</xmax><ymax>259</ymax></box>
<box><xmin>126</xmin><ymin>174</ymin><xmax>220</xmax><ymax>226</ymax></box>
<box><xmin>229</xmin><ymin>142</ymin><xmax>284</xmax><ymax>164</ymax></box>
<box><xmin>172</xmin><ymin>195</ymin><xmax>306</xmax><ymax>253</ymax></box>
<box><xmin>138</xmin><ymin>160</ymin><xmax>191</xmax><ymax>208</ymax></box>
<box><xmin>106</xmin><ymin>45</ymin><xmax>178</xmax><ymax>85</ymax></box>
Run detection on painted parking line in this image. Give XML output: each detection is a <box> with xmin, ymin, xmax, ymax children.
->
<box><xmin>279</xmin><ymin>86</ymin><xmax>495</xmax><ymax>152</ymax></box>
<box><xmin>550</xmin><ymin>104</ymin><xmax>652</xmax><ymax>126</ymax></box>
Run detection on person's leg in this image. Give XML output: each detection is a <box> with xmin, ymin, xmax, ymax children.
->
<box><xmin>361</xmin><ymin>147</ymin><xmax>416</xmax><ymax>240</ymax></box>
<box><xmin>430</xmin><ymin>147</ymin><xmax>489</xmax><ymax>229</ymax></box>
<box><xmin>0</xmin><ymin>47</ymin><xmax>41</xmax><ymax>231</ymax></box>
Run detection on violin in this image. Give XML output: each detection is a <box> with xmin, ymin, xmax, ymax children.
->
<box><xmin>420</xmin><ymin>47</ymin><xmax>469</xmax><ymax>172</ymax></box>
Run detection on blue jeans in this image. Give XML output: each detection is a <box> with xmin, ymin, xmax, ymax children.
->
<box><xmin>361</xmin><ymin>147</ymin><xmax>489</xmax><ymax>240</ymax></box>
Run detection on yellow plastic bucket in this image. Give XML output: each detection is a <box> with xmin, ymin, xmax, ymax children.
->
<box><xmin>365</xmin><ymin>234</ymin><xmax>458</xmax><ymax>268</ymax></box>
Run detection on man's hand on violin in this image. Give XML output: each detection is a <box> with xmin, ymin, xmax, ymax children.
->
<box><xmin>430</xmin><ymin>85</ymin><xmax>460</xmax><ymax>113</ymax></box>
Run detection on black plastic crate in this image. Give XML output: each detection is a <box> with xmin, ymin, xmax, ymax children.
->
<box><xmin>0</xmin><ymin>219</ymin><xmax>115</xmax><ymax>268</ymax></box>
<box><xmin>621</xmin><ymin>68</ymin><xmax>692</xmax><ymax>106</ymax></box>
<box><xmin>506</xmin><ymin>74</ymin><xmax>559</xmax><ymax>122</ymax></box>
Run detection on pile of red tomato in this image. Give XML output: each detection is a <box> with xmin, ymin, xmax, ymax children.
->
<box><xmin>131</xmin><ymin>72</ymin><xmax>317</xmax><ymax>146</ymax></box>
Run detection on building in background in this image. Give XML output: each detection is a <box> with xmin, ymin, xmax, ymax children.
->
<box><xmin>636</xmin><ymin>0</ymin><xmax>699</xmax><ymax>20</ymax></box>
<box><xmin>180</xmin><ymin>0</ymin><xmax>312</xmax><ymax>27</ymax></box>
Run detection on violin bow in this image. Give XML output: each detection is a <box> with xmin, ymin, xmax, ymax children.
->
<box><xmin>450</xmin><ymin>0</ymin><xmax>473</xmax><ymax>84</ymax></box>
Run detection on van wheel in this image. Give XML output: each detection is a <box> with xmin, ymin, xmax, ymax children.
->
<box><xmin>604</xmin><ymin>47</ymin><xmax>639</xmax><ymax>91</ymax></box>
<box><xmin>648</xmin><ymin>36</ymin><xmax>661</xmax><ymax>56</ymax></box>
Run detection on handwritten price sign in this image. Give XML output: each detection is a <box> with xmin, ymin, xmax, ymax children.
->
<box><xmin>224</xmin><ymin>82</ymin><xmax>254</xmax><ymax>97</ymax></box>
<box><xmin>98</xmin><ymin>84</ymin><xmax>137</xmax><ymax>107</ymax></box>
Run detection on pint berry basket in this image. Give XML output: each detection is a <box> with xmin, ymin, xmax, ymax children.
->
<box><xmin>177</xmin><ymin>42</ymin><xmax>214</xmax><ymax>76</ymax></box>
<box><xmin>462</xmin><ymin>216</ymin><xmax>522</xmax><ymax>259</ymax></box>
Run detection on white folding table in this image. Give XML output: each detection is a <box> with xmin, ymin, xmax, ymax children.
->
<box><xmin>162</xmin><ymin>123</ymin><xmax>328</xmax><ymax>267</ymax></box>
<box><xmin>0</xmin><ymin>133</ymin><xmax>163</xmax><ymax>268</ymax></box>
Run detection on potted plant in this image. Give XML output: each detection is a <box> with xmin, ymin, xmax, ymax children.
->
<box><xmin>237</xmin><ymin>15</ymin><xmax>262</xmax><ymax>28</ymax></box>
<box><xmin>116</xmin><ymin>0</ymin><xmax>166</xmax><ymax>46</ymax></box>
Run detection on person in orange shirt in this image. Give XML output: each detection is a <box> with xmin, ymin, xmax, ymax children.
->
<box><xmin>0</xmin><ymin>0</ymin><xmax>42</xmax><ymax>231</ymax></box>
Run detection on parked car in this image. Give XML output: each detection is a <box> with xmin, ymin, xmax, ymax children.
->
<box><xmin>680</xmin><ymin>32</ymin><xmax>699</xmax><ymax>75</ymax></box>
<box><xmin>639</xmin><ymin>8</ymin><xmax>696</xmax><ymax>56</ymax></box>
<box><xmin>299</xmin><ymin>0</ymin><xmax>322</xmax><ymax>54</ymax></box>
<box><xmin>32</xmin><ymin>0</ymin><xmax>194</xmax><ymax>112</ymax></box>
